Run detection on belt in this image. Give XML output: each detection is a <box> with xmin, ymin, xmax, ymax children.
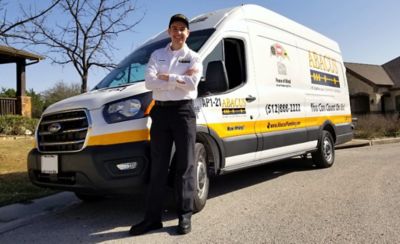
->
<box><xmin>155</xmin><ymin>100</ymin><xmax>193</xmax><ymax>107</ymax></box>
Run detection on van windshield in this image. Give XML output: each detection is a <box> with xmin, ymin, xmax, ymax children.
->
<box><xmin>94</xmin><ymin>28</ymin><xmax>215</xmax><ymax>90</ymax></box>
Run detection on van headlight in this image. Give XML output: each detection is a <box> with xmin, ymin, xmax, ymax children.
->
<box><xmin>103</xmin><ymin>98</ymin><xmax>143</xmax><ymax>123</ymax></box>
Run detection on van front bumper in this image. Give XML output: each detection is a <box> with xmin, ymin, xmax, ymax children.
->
<box><xmin>27</xmin><ymin>141</ymin><xmax>150</xmax><ymax>195</ymax></box>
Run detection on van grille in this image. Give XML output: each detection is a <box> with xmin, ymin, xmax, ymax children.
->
<box><xmin>37</xmin><ymin>110</ymin><xmax>89</xmax><ymax>152</ymax></box>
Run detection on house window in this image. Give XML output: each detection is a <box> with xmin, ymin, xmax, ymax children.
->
<box><xmin>396</xmin><ymin>95</ymin><xmax>400</xmax><ymax>112</ymax></box>
<box><xmin>350</xmin><ymin>94</ymin><xmax>370</xmax><ymax>114</ymax></box>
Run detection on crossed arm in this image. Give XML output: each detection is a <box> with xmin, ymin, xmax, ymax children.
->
<box><xmin>145</xmin><ymin>54</ymin><xmax>202</xmax><ymax>92</ymax></box>
<box><xmin>157</xmin><ymin>68</ymin><xmax>197</xmax><ymax>82</ymax></box>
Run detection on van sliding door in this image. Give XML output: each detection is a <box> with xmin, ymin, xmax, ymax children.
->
<box><xmin>198</xmin><ymin>34</ymin><xmax>259</xmax><ymax>170</ymax></box>
<box><xmin>252</xmin><ymin>33</ymin><xmax>311</xmax><ymax>161</ymax></box>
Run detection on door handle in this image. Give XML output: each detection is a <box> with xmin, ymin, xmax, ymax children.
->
<box><xmin>246</xmin><ymin>95</ymin><xmax>256</xmax><ymax>103</ymax></box>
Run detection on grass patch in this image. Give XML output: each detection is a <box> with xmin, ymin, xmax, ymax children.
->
<box><xmin>354</xmin><ymin>114</ymin><xmax>400</xmax><ymax>139</ymax></box>
<box><xmin>0</xmin><ymin>137</ymin><xmax>56</xmax><ymax>207</ymax></box>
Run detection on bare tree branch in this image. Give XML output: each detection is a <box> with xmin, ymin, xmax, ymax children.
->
<box><xmin>11</xmin><ymin>0</ymin><xmax>144</xmax><ymax>93</ymax></box>
<box><xmin>0</xmin><ymin>0</ymin><xmax>61</xmax><ymax>41</ymax></box>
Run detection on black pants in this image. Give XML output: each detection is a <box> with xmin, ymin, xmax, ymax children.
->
<box><xmin>144</xmin><ymin>101</ymin><xmax>196</xmax><ymax>222</ymax></box>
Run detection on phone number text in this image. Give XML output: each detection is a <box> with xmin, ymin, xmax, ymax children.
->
<box><xmin>265</xmin><ymin>103</ymin><xmax>301</xmax><ymax>115</ymax></box>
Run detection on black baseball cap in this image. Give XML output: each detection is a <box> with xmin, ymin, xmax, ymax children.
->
<box><xmin>169</xmin><ymin>14</ymin><xmax>189</xmax><ymax>29</ymax></box>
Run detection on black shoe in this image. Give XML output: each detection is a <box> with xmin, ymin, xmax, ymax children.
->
<box><xmin>129</xmin><ymin>220</ymin><xmax>163</xmax><ymax>236</ymax></box>
<box><xmin>177</xmin><ymin>218</ymin><xmax>191</xmax><ymax>235</ymax></box>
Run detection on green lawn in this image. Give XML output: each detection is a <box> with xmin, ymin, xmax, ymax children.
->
<box><xmin>0</xmin><ymin>137</ymin><xmax>55</xmax><ymax>207</ymax></box>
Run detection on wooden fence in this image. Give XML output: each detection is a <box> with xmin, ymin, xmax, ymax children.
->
<box><xmin>0</xmin><ymin>97</ymin><xmax>17</xmax><ymax>115</ymax></box>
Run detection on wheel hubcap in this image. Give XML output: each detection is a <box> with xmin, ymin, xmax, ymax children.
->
<box><xmin>197</xmin><ymin>158</ymin><xmax>207</xmax><ymax>198</ymax></box>
<box><xmin>323</xmin><ymin>137</ymin><xmax>333</xmax><ymax>163</ymax></box>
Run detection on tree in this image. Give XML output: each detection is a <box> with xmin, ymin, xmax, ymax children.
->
<box><xmin>26</xmin><ymin>88</ymin><xmax>45</xmax><ymax>118</ymax></box>
<box><xmin>41</xmin><ymin>81</ymin><xmax>81</xmax><ymax>110</ymax></box>
<box><xmin>0</xmin><ymin>0</ymin><xmax>61</xmax><ymax>43</ymax></box>
<box><xmin>0</xmin><ymin>87</ymin><xmax>16</xmax><ymax>97</ymax></box>
<box><xmin>17</xmin><ymin>0</ymin><xmax>144</xmax><ymax>93</ymax></box>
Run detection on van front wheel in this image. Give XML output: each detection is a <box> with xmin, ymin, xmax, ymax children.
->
<box><xmin>193</xmin><ymin>142</ymin><xmax>209</xmax><ymax>213</ymax></box>
<box><xmin>312</xmin><ymin>130</ymin><xmax>335</xmax><ymax>168</ymax></box>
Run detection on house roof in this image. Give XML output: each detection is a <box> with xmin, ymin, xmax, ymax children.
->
<box><xmin>345</xmin><ymin>62</ymin><xmax>394</xmax><ymax>87</ymax></box>
<box><xmin>383</xmin><ymin>56</ymin><xmax>400</xmax><ymax>89</ymax></box>
<box><xmin>0</xmin><ymin>45</ymin><xmax>44</xmax><ymax>64</ymax></box>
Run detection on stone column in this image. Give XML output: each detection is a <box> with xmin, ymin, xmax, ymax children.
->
<box><xmin>16</xmin><ymin>58</ymin><xmax>32</xmax><ymax>117</ymax></box>
<box><xmin>16</xmin><ymin>96</ymin><xmax>32</xmax><ymax>118</ymax></box>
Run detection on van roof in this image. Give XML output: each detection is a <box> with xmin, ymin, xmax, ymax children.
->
<box><xmin>145</xmin><ymin>4</ymin><xmax>340</xmax><ymax>53</ymax></box>
<box><xmin>238</xmin><ymin>4</ymin><xmax>340</xmax><ymax>53</ymax></box>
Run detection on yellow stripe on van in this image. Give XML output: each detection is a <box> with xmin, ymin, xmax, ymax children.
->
<box><xmin>87</xmin><ymin>129</ymin><xmax>150</xmax><ymax>146</ymax></box>
<box><xmin>305</xmin><ymin>114</ymin><xmax>352</xmax><ymax>127</ymax></box>
<box><xmin>205</xmin><ymin>120</ymin><xmax>257</xmax><ymax>138</ymax></box>
<box><xmin>85</xmin><ymin>115</ymin><xmax>351</xmax><ymax>146</ymax></box>
<box><xmin>208</xmin><ymin>114</ymin><xmax>352</xmax><ymax>139</ymax></box>
<box><xmin>255</xmin><ymin>117</ymin><xmax>306</xmax><ymax>134</ymax></box>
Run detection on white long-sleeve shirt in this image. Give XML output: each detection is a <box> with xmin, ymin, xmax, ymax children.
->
<box><xmin>145</xmin><ymin>43</ymin><xmax>203</xmax><ymax>101</ymax></box>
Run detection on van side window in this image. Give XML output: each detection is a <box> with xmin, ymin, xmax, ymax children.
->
<box><xmin>224</xmin><ymin>38</ymin><xmax>246</xmax><ymax>89</ymax></box>
<box><xmin>201</xmin><ymin>38</ymin><xmax>246</xmax><ymax>95</ymax></box>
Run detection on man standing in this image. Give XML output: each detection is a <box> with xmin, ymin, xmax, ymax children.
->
<box><xmin>129</xmin><ymin>14</ymin><xmax>202</xmax><ymax>236</ymax></box>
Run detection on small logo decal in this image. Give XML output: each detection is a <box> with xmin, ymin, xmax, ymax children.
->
<box><xmin>48</xmin><ymin>123</ymin><xmax>62</xmax><ymax>133</ymax></box>
<box><xmin>271</xmin><ymin>43</ymin><xmax>289</xmax><ymax>59</ymax></box>
<box><xmin>178</xmin><ymin>59</ymin><xmax>191</xmax><ymax>63</ymax></box>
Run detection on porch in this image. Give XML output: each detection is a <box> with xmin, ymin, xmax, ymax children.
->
<box><xmin>0</xmin><ymin>45</ymin><xmax>43</xmax><ymax>117</ymax></box>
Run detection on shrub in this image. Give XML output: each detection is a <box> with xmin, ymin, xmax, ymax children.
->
<box><xmin>354</xmin><ymin>114</ymin><xmax>400</xmax><ymax>139</ymax></box>
<box><xmin>0</xmin><ymin>115</ymin><xmax>39</xmax><ymax>135</ymax></box>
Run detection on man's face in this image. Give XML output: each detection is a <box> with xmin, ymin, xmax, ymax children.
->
<box><xmin>168</xmin><ymin>21</ymin><xmax>189</xmax><ymax>47</ymax></box>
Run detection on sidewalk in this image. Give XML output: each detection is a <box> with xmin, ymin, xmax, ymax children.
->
<box><xmin>0</xmin><ymin>192</ymin><xmax>79</xmax><ymax>234</ymax></box>
<box><xmin>1</xmin><ymin>138</ymin><xmax>399</xmax><ymax>235</ymax></box>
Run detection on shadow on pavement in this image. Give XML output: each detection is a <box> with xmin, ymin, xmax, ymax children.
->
<box><xmin>207</xmin><ymin>157</ymin><xmax>316</xmax><ymax>199</ymax></box>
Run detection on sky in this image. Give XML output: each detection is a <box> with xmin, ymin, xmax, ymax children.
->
<box><xmin>1</xmin><ymin>0</ymin><xmax>399</xmax><ymax>93</ymax></box>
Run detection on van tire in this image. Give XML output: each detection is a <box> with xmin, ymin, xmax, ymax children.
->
<box><xmin>312</xmin><ymin>130</ymin><xmax>335</xmax><ymax>168</ymax></box>
<box><xmin>193</xmin><ymin>142</ymin><xmax>209</xmax><ymax>213</ymax></box>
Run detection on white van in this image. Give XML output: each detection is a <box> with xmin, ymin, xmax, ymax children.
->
<box><xmin>28</xmin><ymin>4</ymin><xmax>353</xmax><ymax>211</ymax></box>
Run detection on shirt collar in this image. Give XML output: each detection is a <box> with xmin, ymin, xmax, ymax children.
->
<box><xmin>165</xmin><ymin>43</ymin><xmax>188</xmax><ymax>55</ymax></box>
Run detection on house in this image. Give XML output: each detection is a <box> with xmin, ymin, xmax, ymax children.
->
<box><xmin>345</xmin><ymin>56</ymin><xmax>400</xmax><ymax>115</ymax></box>
<box><xmin>0</xmin><ymin>45</ymin><xmax>43</xmax><ymax>117</ymax></box>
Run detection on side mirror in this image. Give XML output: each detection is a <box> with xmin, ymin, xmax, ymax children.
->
<box><xmin>198</xmin><ymin>61</ymin><xmax>229</xmax><ymax>96</ymax></box>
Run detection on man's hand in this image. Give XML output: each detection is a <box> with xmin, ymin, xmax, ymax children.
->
<box><xmin>184</xmin><ymin>68</ymin><xmax>198</xmax><ymax>76</ymax></box>
<box><xmin>157</xmin><ymin>73</ymin><xmax>169</xmax><ymax>81</ymax></box>
<box><xmin>176</xmin><ymin>68</ymin><xmax>199</xmax><ymax>84</ymax></box>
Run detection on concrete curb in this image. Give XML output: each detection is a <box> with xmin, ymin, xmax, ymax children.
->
<box><xmin>370</xmin><ymin>137</ymin><xmax>400</xmax><ymax>145</ymax></box>
<box><xmin>336</xmin><ymin>139</ymin><xmax>370</xmax><ymax>149</ymax></box>
<box><xmin>336</xmin><ymin>137</ymin><xmax>400</xmax><ymax>149</ymax></box>
<box><xmin>0</xmin><ymin>192</ymin><xmax>79</xmax><ymax>234</ymax></box>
